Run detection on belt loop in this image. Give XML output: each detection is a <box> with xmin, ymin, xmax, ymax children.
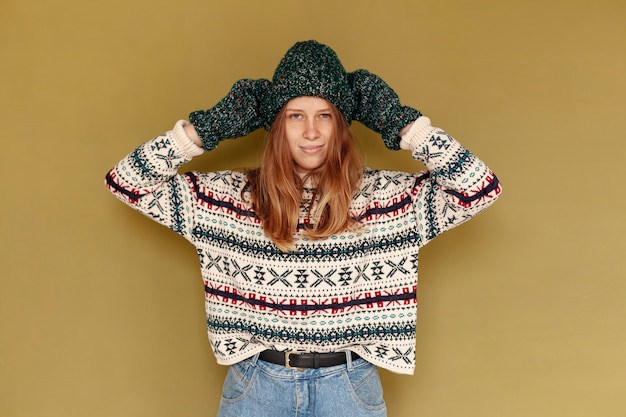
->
<box><xmin>345</xmin><ymin>350</ymin><xmax>354</xmax><ymax>371</ymax></box>
<box><xmin>250</xmin><ymin>352</ymin><xmax>260</xmax><ymax>366</ymax></box>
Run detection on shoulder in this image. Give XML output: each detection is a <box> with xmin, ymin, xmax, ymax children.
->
<box><xmin>357</xmin><ymin>167</ymin><xmax>431</xmax><ymax>199</ymax></box>
<box><xmin>192</xmin><ymin>169</ymin><xmax>248</xmax><ymax>181</ymax></box>
<box><xmin>183</xmin><ymin>170</ymin><xmax>249</xmax><ymax>194</ymax></box>
<box><xmin>362</xmin><ymin>167</ymin><xmax>419</xmax><ymax>186</ymax></box>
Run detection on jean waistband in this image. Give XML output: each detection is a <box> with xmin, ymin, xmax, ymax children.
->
<box><xmin>258</xmin><ymin>350</ymin><xmax>360</xmax><ymax>369</ymax></box>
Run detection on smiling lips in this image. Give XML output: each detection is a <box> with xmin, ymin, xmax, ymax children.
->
<box><xmin>300</xmin><ymin>145</ymin><xmax>324</xmax><ymax>153</ymax></box>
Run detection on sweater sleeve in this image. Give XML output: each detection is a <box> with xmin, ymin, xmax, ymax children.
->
<box><xmin>401</xmin><ymin>117</ymin><xmax>502</xmax><ymax>244</ymax></box>
<box><xmin>104</xmin><ymin>120</ymin><xmax>204</xmax><ymax>239</ymax></box>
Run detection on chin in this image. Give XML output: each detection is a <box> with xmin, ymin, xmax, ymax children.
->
<box><xmin>295</xmin><ymin>160</ymin><xmax>323</xmax><ymax>173</ymax></box>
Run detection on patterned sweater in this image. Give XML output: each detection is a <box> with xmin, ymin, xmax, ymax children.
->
<box><xmin>105</xmin><ymin>117</ymin><xmax>501</xmax><ymax>374</ymax></box>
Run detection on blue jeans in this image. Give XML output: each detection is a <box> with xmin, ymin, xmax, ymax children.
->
<box><xmin>216</xmin><ymin>352</ymin><xmax>387</xmax><ymax>417</ymax></box>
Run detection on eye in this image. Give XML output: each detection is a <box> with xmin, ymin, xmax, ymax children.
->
<box><xmin>288</xmin><ymin>112</ymin><xmax>303</xmax><ymax>120</ymax></box>
<box><xmin>318</xmin><ymin>113</ymin><xmax>332</xmax><ymax>119</ymax></box>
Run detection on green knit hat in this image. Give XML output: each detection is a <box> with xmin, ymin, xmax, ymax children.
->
<box><xmin>262</xmin><ymin>40</ymin><xmax>354</xmax><ymax>129</ymax></box>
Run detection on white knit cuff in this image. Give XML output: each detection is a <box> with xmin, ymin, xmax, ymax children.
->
<box><xmin>399</xmin><ymin>116</ymin><xmax>434</xmax><ymax>151</ymax></box>
<box><xmin>172</xmin><ymin>119</ymin><xmax>204</xmax><ymax>157</ymax></box>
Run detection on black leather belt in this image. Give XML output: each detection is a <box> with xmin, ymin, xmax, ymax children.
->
<box><xmin>259</xmin><ymin>350</ymin><xmax>360</xmax><ymax>369</ymax></box>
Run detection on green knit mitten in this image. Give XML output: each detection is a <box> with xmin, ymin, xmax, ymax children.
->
<box><xmin>348</xmin><ymin>69</ymin><xmax>421</xmax><ymax>150</ymax></box>
<box><xmin>189</xmin><ymin>78</ymin><xmax>270</xmax><ymax>151</ymax></box>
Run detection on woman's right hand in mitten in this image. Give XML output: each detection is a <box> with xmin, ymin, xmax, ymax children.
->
<box><xmin>189</xmin><ymin>78</ymin><xmax>271</xmax><ymax>151</ymax></box>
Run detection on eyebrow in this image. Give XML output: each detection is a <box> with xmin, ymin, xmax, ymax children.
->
<box><xmin>285</xmin><ymin>107</ymin><xmax>332</xmax><ymax>112</ymax></box>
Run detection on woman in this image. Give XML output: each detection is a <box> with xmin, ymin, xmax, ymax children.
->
<box><xmin>105</xmin><ymin>40</ymin><xmax>501</xmax><ymax>417</ymax></box>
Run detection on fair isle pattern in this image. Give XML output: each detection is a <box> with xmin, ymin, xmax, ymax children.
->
<box><xmin>105</xmin><ymin>121</ymin><xmax>501</xmax><ymax>374</ymax></box>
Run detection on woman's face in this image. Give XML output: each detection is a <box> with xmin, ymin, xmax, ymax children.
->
<box><xmin>283</xmin><ymin>96</ymin><xmax>336</xmax><ymax>174</ymax></box>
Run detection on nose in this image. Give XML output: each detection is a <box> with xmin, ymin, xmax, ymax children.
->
<box><xmin>303</xmin><ymin>119</ymin><xmax>320</xmax><ymax>140</ymax></box>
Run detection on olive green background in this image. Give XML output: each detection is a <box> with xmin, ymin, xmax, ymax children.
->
<box><xmin>2</xmin><ymin>0</ymin><xmax>625</xmax><ymax>416</ymax></box>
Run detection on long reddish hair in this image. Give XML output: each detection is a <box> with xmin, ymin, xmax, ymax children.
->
<box><xmin>245</xmin><ymin>101</ymin><xmax>363</xmax><ymax>252</ymax></box>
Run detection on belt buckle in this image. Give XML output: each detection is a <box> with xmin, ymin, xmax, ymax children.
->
<box><xmin>284</xmin><ymin>350</ymin><xmax>305</xmax><ymax>370</ymax></box>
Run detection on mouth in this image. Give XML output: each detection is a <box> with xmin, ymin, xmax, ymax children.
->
<box><xmin>300</xmin><ymin>145</ymin><xmax>324</xmax><ymax>154</ymax></box>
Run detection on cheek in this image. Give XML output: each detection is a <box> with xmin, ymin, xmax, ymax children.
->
<box><xmin>283</xmin><ymin>129</ymin><xmax>298</xmax><ymax>149</ymax></box>
<box><xmin>321</xmin><ymin>122</ymin><xmax>335</xmax><ymax>136</ymax></box>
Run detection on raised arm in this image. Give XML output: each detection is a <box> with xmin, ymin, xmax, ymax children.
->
<box><xmin>104</xmin><ymin>120</ymin><xmax>203</xmax><ymax>238</ymax></box>
<box><xmin>104</xmin><ymin>78</ymin><xmax>270</xmax><ymax>237</ymax></box>
<box><xmin>349</xmin><ymin>69</ymin><xmax>501</xmax><ymax>243</ymax></box>
<box><xmin>401</xmin><ymin>116</ymin><xmax>501</xmax><ymax>242</ymax></box>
